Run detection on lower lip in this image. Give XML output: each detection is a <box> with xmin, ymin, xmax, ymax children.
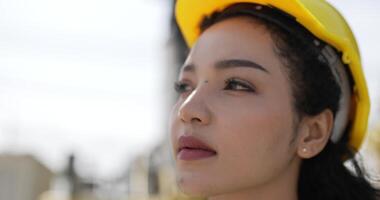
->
<box><xmin>178</xmin><ymin>148</ymin><xmax>217</xmax><ymax>161</ymax></box>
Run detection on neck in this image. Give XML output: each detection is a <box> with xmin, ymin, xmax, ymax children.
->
<box><xmin>208</xmin><ymin>157</ymin><xmax>300</xmax><ymax>200</ymax></box>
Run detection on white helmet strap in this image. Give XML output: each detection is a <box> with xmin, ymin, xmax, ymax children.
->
<box><xmin>319</xmin><ymin>44</ymin><xmax>352</xmax><ymax>143</ymax></box>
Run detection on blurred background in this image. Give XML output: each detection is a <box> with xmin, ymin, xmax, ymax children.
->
<box><xmin>0</xmin><ymin>0</ymin><xmax>378</xmax><ymax>200</ymax></box>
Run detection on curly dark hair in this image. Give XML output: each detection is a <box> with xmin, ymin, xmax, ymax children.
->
<box><xmin>198</xmin><ymin>3</ymin><xmax>380</xmax><ymax>200</ymax></box>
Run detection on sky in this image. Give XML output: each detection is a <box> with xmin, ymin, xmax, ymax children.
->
<box><xmin>0</xmin><ymin>0</ymin><xmax>171</xmax><ymax>178</ymax></box>
<box><xmin>0</xmin><ymin>0</ymin><xmax>379</xmax><ymax>178</ymax></box>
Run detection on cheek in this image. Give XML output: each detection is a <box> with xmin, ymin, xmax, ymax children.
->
<box><xmin>212</xmin><ymin>93</ymin><xmax>296</xmax><ymax>182</ymax></box>
<box><xmin>218</xmin><ymin>99</ymin><xmax>293</xmax><ymax>152</ymax></box>
<box><xmin>220</xmin><ymin>104</ymin><xmax>293</xmax><ymax>157</ymax></box>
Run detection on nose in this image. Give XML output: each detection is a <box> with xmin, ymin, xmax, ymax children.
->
<box><xmin>178</xmin><ymin>89</ymin><xmax>211</xmax><ymax>125</ymax></box>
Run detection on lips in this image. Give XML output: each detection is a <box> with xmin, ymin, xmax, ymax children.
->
<box><xmin>177</xmin><ymin>135</ymin><xmax>217</xmax><ymax>161</ymax></box>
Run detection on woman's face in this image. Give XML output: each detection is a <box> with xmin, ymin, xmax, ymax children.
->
<box><xmin>170</xmin><ymin>17</ymin><xmax>301</xmax><ymax>197</ymax></box>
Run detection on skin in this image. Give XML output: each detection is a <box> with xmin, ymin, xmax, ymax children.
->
<box><xmin>170</xmin><ymin>17</ymin><xmax>333</xmax><ymax>200</ymax></box>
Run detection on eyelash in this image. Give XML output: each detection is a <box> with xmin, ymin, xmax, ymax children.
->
<box><xmin>224</xmin><ymin>78</ymin><xmax>256</xmax><ymax>92</ymax></box>
<box><xmin>174</xmin><ymin>78</ymin><xmax>255</xmax><ymax>94</ymax></box>
<box><xmin>174</xmin><ymin>81</ymin><xmax>193</xmax><ymax>94</ymax></box>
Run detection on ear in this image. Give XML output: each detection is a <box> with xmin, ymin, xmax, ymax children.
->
<box><xmin>296</xmin><ymin>109</ymin><xmax>334</xmax><ymax>159</ymax></box>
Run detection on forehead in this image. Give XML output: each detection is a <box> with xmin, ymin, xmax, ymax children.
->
<box><xmin>187</xmin><ymin>17</ymin><xmax>282</xmax><ymax>71</ymax></box>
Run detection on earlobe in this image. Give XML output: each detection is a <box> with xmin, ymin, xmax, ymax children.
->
<box><xmin>297</xmin><ymin>109</ymin><xmax>334</xmax><ymax>159</ymax></box>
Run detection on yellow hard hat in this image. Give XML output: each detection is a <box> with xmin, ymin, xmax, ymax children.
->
<box><xmin>175</xmin><ymin>0</ymin><xmax>370</xmax><ymax>151</ymax></box>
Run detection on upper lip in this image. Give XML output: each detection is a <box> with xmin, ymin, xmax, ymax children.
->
<box><xmin>177</xmin><ymin>135</ymin><xmax>216</xmax><ymax>153</ymax></box>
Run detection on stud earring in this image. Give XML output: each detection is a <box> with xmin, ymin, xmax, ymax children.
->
<box><xmin>302</xmin><ymin>148</ymin><xmax>307</xmax><ymax>153</ymax></box>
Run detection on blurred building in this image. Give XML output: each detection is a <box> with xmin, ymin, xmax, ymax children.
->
<box><xmin>0</xmin><ymin>154</ymin><xmax>53</xmax><ymax>200</ymax></box>
<box><xmin>126</xmin><ymin>140</ymin><xmax>202</xmax><ymax>200</ymax></box>
<box><xmin>40</xmin><ymin>154</ymin><xmax>102</xmax><ymax>200</ymax></box>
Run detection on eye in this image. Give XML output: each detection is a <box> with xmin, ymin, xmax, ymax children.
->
<box><xmin>224</xmin><ymin>78</ymin><xmax>255</xmax><ymax>92</ymax></box>
<box><xmin>174</xmin><ymin>81</ymin><xmax>193</xmax><ymax>94</ymax></box>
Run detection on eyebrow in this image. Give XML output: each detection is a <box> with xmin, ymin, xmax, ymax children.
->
<box><xmin>181</xmin><ymin>59</ymin><xmax>269</xmax><ymax>74</ymax></box>
<box><xmin>215</xmin><ymin>59</ymin><xmax>269</xmax><ymax>73</ymax></box>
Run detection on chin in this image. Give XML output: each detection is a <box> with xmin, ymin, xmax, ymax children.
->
<box><xmin>176</xmin><ymin>174</ymin><xmax>213</xmax><ymax>198</ymax></box>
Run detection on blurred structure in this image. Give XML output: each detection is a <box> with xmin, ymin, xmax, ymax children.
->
<box><xmin>126</xmin><ymin>139</ymin><xmax>203</xmax><ymax>200</ymax></box>
<box><xmin>0</xmin><ymin>144</ymin><xmax>103</xmax><ymax>200</ymax></box>
<box><xmin>0</xmin><ymin>154</ymin><xmax>53</xmax><ymax>200</ymax></box>
<box><xmin>64</xmin><ymin>154</ymin><xmax>99</xmax><ymax>200</ymax></box>
<box><xmin>127</xmin><ymin>140</ymin><xmax>178</xmax><ymax>199</ymax></box>
<box><xmin>41</xmin><ymin>154</ymin><xmax>102</xmax><ymax>200</ymax></box>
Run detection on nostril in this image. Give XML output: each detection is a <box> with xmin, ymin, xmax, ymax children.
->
<box><xmin>191</xmin><ymin>118</ymin><xmax>202</xmax><ymax>123</ymax></box>
<box><xmin>179</xmin><ymin>112</ymin><xmax>204</xmax><ymax>124</ymax></box>
<box><xmin>179</xmin><ymin>110</ymin><xmax>189</xmax><ymax>122</ymax></box>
